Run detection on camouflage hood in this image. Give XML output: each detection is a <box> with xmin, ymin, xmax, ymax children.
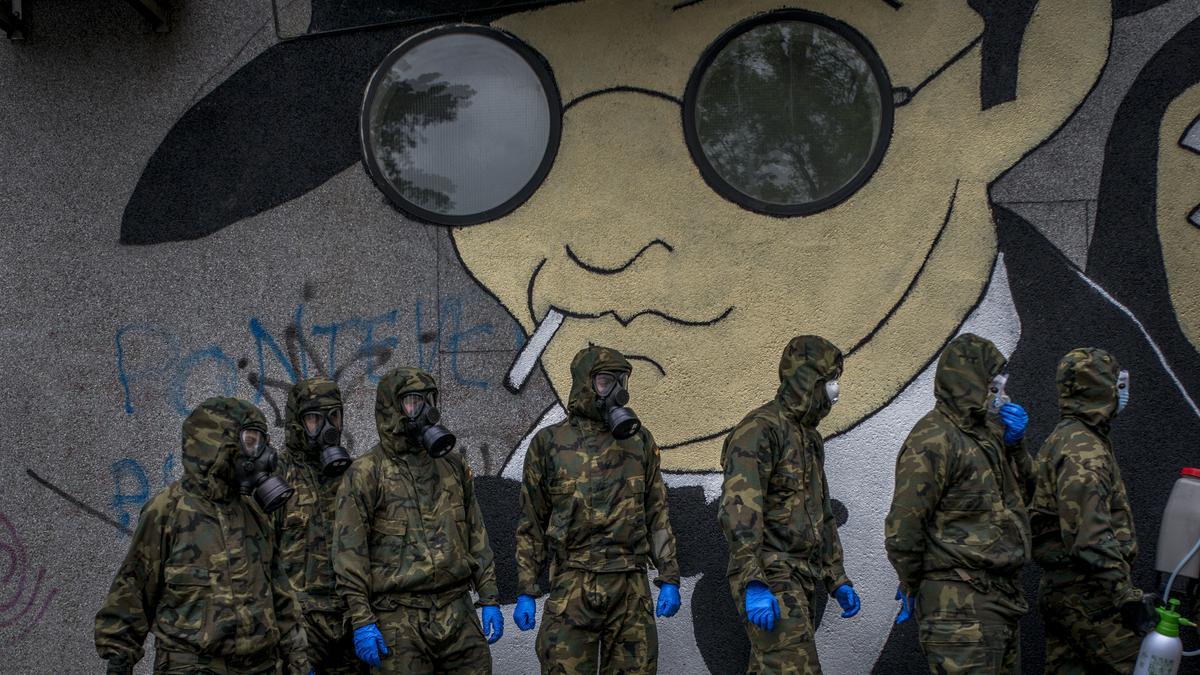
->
<box><xmin>283</xmin><ymin>376</ymin><xmax>342</xmax><ymax>459</ymax></box>
<box><xmin>934</xmin><ymin>333</ymin><xmax>1007</xmax><ymax>428</ymax></box>
<box><xmin>775</xmin><ymin>335</ymin><xmax>843</xmax><ymax>427</ymax></box>
<box><xmin>180</xmin><ymin>397</ymin><xmax>268</xmax><ymax>502</ymax></box>
<box><xmin>566</xmin><ymin>346</ymin><xmax>632</xmax><ymax>422</ymax></box>
<box><xmin>375</xmin><ymin>367</ymin><xmax>438</xmax><ymax>455</ymax></box>
<box><xmin>1057</xmin><ymin>347</ymin><xmax>1120</xmax><ymax>430</ymax></box>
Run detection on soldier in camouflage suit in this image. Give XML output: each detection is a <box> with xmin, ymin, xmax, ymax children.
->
<box><xmin>333</xmin><ymin>367</ymin><xmax>500</xmax><ymax>674</ymax></box>
<box><xmin>274</xmin><ymin>377</ymin><xmax>362</xmax><ymax>673</ymax></box>
<box><xmin>94</xmin><ymin>397</ymin><xmax>310</xmax><ymax>675</ymax></box>
<box><xmin>885</xmin><ymin>333</ymin><xmax>1034</xmax><ymax>675</ymax></box>
<box><xmin>514</xmin><ymin>345</ymin><xmax>680</xmax><ymax>674</ymax></box>
<box><xmin>718</xmin><ymin>335</ymin><xmax>860</xmax><ymax>675</ymax></box>
<box><xmin>1031</xmin><ymin>348</ymin><xmax>1155</xmax><ymax>673</ymax></box>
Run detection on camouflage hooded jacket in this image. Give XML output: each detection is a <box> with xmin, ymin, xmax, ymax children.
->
<box><xmin>273</xmin><ymin>377</ymin><xmax>350</xmax><ymax>615</ymax></box>
<box><xmin>515</xmin><ymin>346</ymin><xmax>680</xmax><ymax>597</ymax></box>
<box><xmin>884</xmin><ymin>334</ymin><xmax>1034</xmax><ymax>592</ymax></box>
<box><xmin>718</xmin><ymin>335</ymin><xmax>851</xmax><ymax>597</ymax></box>
<box><xmin>1031</xmin><ymin>348</ymin><xmax>1140</xmax><ymax>607</ymax></box>
<box><xmin>94</xmin><ymin>397</ymin><xmax>307</xmax><ymax>673</ymax></box>
<box><xmin>333</xmin><ymin>368</ymin><xmax>499</xmax><ymax>630</ymax></box>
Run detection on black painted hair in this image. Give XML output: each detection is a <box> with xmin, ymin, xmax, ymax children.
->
<box><xmin>1089</xmin><ymin>15</ymin><xmax>1200</xmax><ymax>389</ymax></box>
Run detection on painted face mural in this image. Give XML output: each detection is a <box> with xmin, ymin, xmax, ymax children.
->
<box><xmin>439</xmin><ymin>0</ymin><xmax>1110</xmax><ymax>470</ymax></box>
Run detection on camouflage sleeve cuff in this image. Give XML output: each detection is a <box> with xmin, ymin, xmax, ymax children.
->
<box><xmin>346</xmin><ymin>598</ymin><xmax>377</xmax><ymax>631</ymax></box>
<box><xmin>653</xmin><ymin>574</ymin><xmax>681</xmax><ymax>588</ymax></box>
<box><xmin>518</xmin><ymin>583</ymin><xmax>543</xmax><ymax>598</ymax></box>
<box><xmin>825</xmin><ymin>573</ymin><xmax>852</xmax><ymax>597</ymax></box>
<box><xmin>1116</xmin><ymin>584</ymin><xmax>1143</xmax><ymax>608</ymax></box>
<box><xmin>475</xmin><ymin>584</ymin><xmax>501</xmax><ymax>607</ymax></box>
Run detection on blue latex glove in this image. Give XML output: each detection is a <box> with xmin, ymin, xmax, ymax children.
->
<box><xmin>744</xmin><ymin>581</ymin><xmax>782</xmax><ymax>632</ymax></box>
<box><xmin>656</xmin><ymin>583</ymin><xmax>681</xmax><ymax>618</ymax></box>
<box><xmin>999</xmin><ymin>402</ymin><xmax>1028</xmax><ymax>444</ymax></box>
<box><xmin>514</xmin><ymin>594</ymin><xmax>537</xmax><ymax>631</ymax></box>
<box><xmin>481</xmin><ymin>605</ymin><xmax>504</xmax><ymax>644</ymax></box>
<box><xmin>833</xmin><ymin>583</ymin><xmax>860</xmax><ymax>618</ymax></box>
<box><xmin>353</xmin><ymin>623</ymin><xmax>388</xmax><ymax>669</ymax></box>
<box><xmin>895</xmin><ymin>586</ymin><xmax>914</xmax><ymax>624</ymax></box>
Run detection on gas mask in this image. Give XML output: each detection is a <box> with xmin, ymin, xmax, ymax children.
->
<box><xmin>400</xmin><ymin>391</ymin><xmax>456</xmax><ymax>458</ymax></box>
<box><xmin>1117</xmin><ymin>370</ymin><xmax>1130</xmax><ymax>414</ymax></box>
<box><xmin>593</xmin><ymin>371</ymin><xmax>640</xmax><ymax>440</ymax></box>
<box><xmin>234</xmin><ymin>426</ymin><xmax>293</xmax><ymax>512</ymax></box>
<box><xmin>301</xmin><ymin>406</ymin><xmax>350</xmax><ymax>477</ymax></box>
<box><xmin>825</xmin><ymin>379</ymin><xmax>840</xmax><ymax>406</ymax></box>
<box><xmin>985</xmin><ymin>373</ymin><xmax>1011</xmax><ymax>419</ymax></box>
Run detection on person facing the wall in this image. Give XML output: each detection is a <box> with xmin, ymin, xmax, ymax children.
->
<box><xmin>512</xmin><ymin>345</ymin><xmax>681</xmax><ymax>674</ymax></box>
<box><xmin>273</xmin><ymin>377</ymin><xmax>361</xmax><ymax>673</ymax></box>
<box><xmin>1031</xmin><ymin>348</ymin><xmax>1158</xmax><ymax>672</ymax></box>
<box><xmin>885</xmin><ymin>333</ymin><xmax>1033</xmax><ymax>674</ymax></box>
<box><xmin>333</xmin><ymin>367</ymin><xmax>502</xmax><ymax>673</ymax></box>
<box><xmin>94</xmin><ymin>397</ymin><xmax>310</xmax><ymax>674</ymax></box>
<box><xmin>718</xmin><ymin>335</ymin><xmax>861</xmax><ymax>674</ymax></box>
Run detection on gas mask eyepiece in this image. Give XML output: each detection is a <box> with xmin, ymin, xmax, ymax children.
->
<box><xmin>302</xmin><ymin>407</ymin><xmax>350</xmax><ymax>477</ymax></box>
<box><xmin>594</xmin><ymin>371</ymin><xmax>640</xmax><ymax>440</ymax></box>
<box><xmin>1117</xmin><ymin>370</ymin><xmax>1130</xmax><ymax>414</ymax></box>
<box><xmin>400</xmin><ymin>391</ymin><xmax>457</xmax><ymax>458</ymax></box>
<box><xmin>825</xmin><ymin>379</ymin><xmax>840</xmax><ymax>406</ymax></box>
<box><xmin>235</xmin><ymin>427</ymin><xmax>293</xmax><ymax>512</ymax></box>
<box><xmin>985</xmin><ymin>373</ymin><xmax>1011</xmax><ymax>417</ymax></box>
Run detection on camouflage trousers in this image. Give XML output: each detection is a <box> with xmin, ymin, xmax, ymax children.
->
<box><xmin>915</xmin><ymin>574</ymin><xmax>1027</xmax><ymax>675</ymax></box>
<box><xmin>1038</xmin><ymin>575</ymin><xmax>1140</xmax><ymax>674</ymax></box>
<box><xmin>375</xmin><ymin>592</ymin><xmax>491</xmax><ymax>674</ymax></box>
<box><xmin>152</xmin><ymin>648</ymin><xmax>275</xmax><ymax>674</ymax></box>
<box><xmin>536</xmin><ymin>568</ymin><xmax>657</xmax><ymax>674</ymax></box>
<box><xmin>303</xmin><ymin>607</ymin><xmax>363</xmax><ymax>674</ymax></box>
<box><xmin>735</xmin><ymin>580</ymin><xmax>821</xmax><ymax>675</ymax></box>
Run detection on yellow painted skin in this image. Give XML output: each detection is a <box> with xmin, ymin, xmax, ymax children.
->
<box><xmin>1158</xmin><ymin>84</ymin><xmax>1200</xmax><ymax>351</ymax></box>
<box><xmin>452</xmin><ymin>0</ymin><xmax>1110</xmax><ymax>471</ymax></box>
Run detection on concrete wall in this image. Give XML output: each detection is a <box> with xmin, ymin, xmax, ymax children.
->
<box><xmin>2</xmin><ymin>0</ymin><xmax>1200</xmax><ymax>672</ymax></box>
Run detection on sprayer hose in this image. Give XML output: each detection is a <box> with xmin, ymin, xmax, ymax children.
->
<box><xmin>1164</xmin><ymin>533</ymin><xmax>1200</xmax><ymax>657</ymax></box>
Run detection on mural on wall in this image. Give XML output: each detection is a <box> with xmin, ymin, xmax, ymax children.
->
<box><xmin>88</xmin><ymin>0</ymin><xmax>1200</xmax><ymax>673</ymax></box>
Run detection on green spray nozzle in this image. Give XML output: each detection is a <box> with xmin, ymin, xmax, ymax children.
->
<box><xmin>1154</xmin><ymin>598</ymin><xmax>1196</xmax><ymax>637</ymax></box>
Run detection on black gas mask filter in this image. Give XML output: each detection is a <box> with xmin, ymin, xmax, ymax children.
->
<box><xmin>301</xmin><ymin>406</ymin><xmax>350</xmax><ymax>477</ymax></box>
<box><xmin>400</xmin><ymin>391</ymin><xmax>456</xmax><ymax>458</ymax></box>
<box><xmin>594</xmin><ymin>371</ymin><xmax>640</xmax><ymax>440</ymax></box>
<box><xmin>234</xmin><ymin>426</ymin><xmax>293</xmax><ymax>512</ymax></box>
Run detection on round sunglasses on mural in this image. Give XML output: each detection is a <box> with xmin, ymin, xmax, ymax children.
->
<box><xmin>358</xmin><ymin>9</ymin><xmax>970</xmax><ymax>226</ymax></box>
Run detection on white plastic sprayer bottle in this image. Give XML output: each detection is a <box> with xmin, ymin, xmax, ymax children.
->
<box><xmin>1133</xmin><ymin>599</ymin><xmax>1195</xmax><ymax>675</ymax></box>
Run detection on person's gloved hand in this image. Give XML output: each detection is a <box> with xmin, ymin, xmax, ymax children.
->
<box><xmin>1121</xmin><ymin>592</ymin><xmax>1159</xmax><ymax>636</ymax></box>
<box><xmin>105</xmin><ymin>659</ymin><xmax>133</xmax><ymax>675</ymax></box>
<box><xmin>999</xmin><ymin>402</ymin><xmax>1029</xmax><ymax>444</ymax></box>
<box><xmin>656</xmin><ymin>583</ymin><xmax>681</xmax><ymax>618</ymax></box>
<box><xmin>895</xmin><ymin>586</ymin><xmax>914</xmax><ymax>624</ymax></box>
<box><xmin>514</xmin><ymin>594</ymin><xmax>537</xmax><ymax>631</ymax></box>
<box><xmin>481</xmin><ymin>605</ymin><xmax>504</xmax><ymax>644</ymax></box>
<box><xmin>833</xmin><ymin>583</ymin><xmax>860</xmax><ymax>618</ymax></box>
<box><xmin>744</xmin><ymin>581</ymin><xmax>782</xmax><ymax>632</ymax></box>
<box><xmin>353</xmin><ymin>623</ymin><xmax>388</xmax><ymax>669</ymax></box>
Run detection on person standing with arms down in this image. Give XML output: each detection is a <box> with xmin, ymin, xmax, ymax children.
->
<box><xmin>512</xmin><ymin>345</ymin><xmax>682</xmax><ymax>674</ymax></box>
<box><xmin>94</xmin><ymin>397</ymin><xmax>310</xmax><ymax>674</ymax></box>
<box><xmin>718</xmin><ymin>335</ymin><xmax>862</xmax><ymax>675</ymax></box>
<box><xmin>334</xmin><ymin>367</ymin><xmax>503</xmax><ymax>674</ymax></box>
<box><xmin>1031</xmin><ymin>348</ymin><xmax>1158</xmax><ymax>673</ymax></box>
<box><xmin>885</xmin><ymin>333</ymin><xmax>1033</xmax><ymax>674</ymax></box>
<box><xmin>274</xmin><ymin>377</ymin><xmax>361</xmax><ymax>673</ymax></box>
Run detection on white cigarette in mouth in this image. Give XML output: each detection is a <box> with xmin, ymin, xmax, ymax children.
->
<box><xmin>505</xmin><ymin>308</ymin><xmax>565</xmax><ymax>393</ymax></box>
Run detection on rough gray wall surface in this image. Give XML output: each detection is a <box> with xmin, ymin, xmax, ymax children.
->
<box><xmin>3</xmin><ymin>1</ymin><xmax>1200</xmax><ymax>673</ymax></box>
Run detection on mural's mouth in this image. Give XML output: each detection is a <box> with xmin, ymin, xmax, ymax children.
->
<box><xmin>545</xmin><ymin>304</ymin><xmax>734</xmax><ymax>328</ymax></box>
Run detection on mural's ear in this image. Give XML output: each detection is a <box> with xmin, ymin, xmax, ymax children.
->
<box><xmin>120</xmin><ymin>24</ymin><xmax>436</xmax><ymax>245</ymax></box>
<box><xmin>970</xmin><ymin>0</ymin><xmax>1111</xmax><ymax>181</ymax></box>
